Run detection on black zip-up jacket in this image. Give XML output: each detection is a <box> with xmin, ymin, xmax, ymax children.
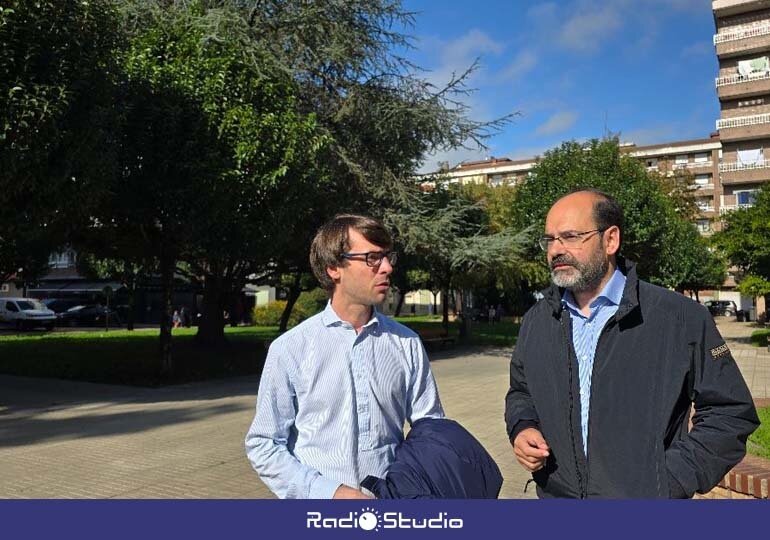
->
<box><xmin>504</xmin><ymin>259</ymin><xmax>759</xmax><ymax>498</ymax></box>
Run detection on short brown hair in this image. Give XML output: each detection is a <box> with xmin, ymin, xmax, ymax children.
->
<box><xmin>310</xmin><ymin>214</ymin><xmax>393</xmax><ymax>292</ymax></box>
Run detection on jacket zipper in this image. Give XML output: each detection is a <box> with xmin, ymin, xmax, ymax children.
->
<box><xmin>583</xmin><ymin>317</ymin><xmax>617</xmax><ymax>498</ymax></box>
<box><xmin>560</xmin><ymin>309</ymin><xmax>586</xmax><ymax>498</ymax></box>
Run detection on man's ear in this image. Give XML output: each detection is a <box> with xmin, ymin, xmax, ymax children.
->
<box><xmin>605</xmin><ymin>226</ymin><xmax>621</xmax><ymax>256</ymax></box>
<box><xmin>326</xmin><ymin>265</ymin><xmax>341</xmax><ymax>283</ymax></box>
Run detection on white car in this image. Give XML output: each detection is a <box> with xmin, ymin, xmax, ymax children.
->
<box><xmin>0</xmin><ymin>298</ymin><xmax>56</xmax><ymax>330</ymax></box>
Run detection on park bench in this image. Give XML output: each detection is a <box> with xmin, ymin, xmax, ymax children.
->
<box><xmin>415</xmin><ymin>327</ymin><xmax>456</xmax><ymax>351</ymax></box>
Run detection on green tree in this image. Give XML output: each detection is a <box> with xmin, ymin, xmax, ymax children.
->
<box><xmin>392</xmin><ymin>184</ymin><xmax>531</xmax><ymax>334</ymax></box>
<box><xmin>0</xmin><ymin>0</ymin><xmax>120</xmax><ymax>284</ymax></box>
<box><xmin>713</xmin><ymin>183</ymin><xmax>770</xmax><ymax>279</ymax></box>
<box><xmin>713</xmin><ymin>183</ymin><xmax>770</xmax><ymax>315</ymax></box>
<box><xmin>511</xmin><ymin>139</ymin><xmax>705</xmax><ymax>285</ymax></box>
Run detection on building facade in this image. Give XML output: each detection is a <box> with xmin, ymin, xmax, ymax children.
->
<box><xmin>713</xmin><ymin>0</ymin><xmax>770</xmax><ymax>216</ymax></box>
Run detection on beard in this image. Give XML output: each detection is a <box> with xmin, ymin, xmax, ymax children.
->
<box><xmin>550</xmin><ymin>248</ymin><xmax>609</xmax><ymax>293</ymax></box>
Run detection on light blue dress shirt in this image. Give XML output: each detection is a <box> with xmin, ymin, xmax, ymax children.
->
<box><xmin>561</xmin><ymin>268</ymin><xmax>626</xmax><ymax>456</ymax></box>
<box><xmin>245</xmin><ymin>302</ymin><xmax>444</xmax><ymax>499</ymax></box>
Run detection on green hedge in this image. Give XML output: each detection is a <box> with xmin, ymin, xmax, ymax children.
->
<box><xmin>252</xmin><ymin>288</ymin><xmax>327</xmax><ymax>327</ymax></box>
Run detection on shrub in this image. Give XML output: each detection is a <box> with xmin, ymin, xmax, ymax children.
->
<box><xmin>252</xmin><ymin>289</ymin><xmax>328</xmax><ymax>328</ymax></box>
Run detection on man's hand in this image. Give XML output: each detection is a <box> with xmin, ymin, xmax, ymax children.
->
<box><xmin>333</xmin><ymin>485</ymin><xmax>374</xmax><ymax>499</ymax></box>
<box><xmin>512</xmin><ymin>427</ymin><xmax>550</xmax><ymax>472</ymax></box>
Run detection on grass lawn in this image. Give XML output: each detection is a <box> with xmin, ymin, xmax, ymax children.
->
<box><xmin>0</xmin><ymin>315</ymin><xmax>518</xmax><ymax>386</ymax></box>
<box><xmin>395</xmin><ymin>315</ymin><xmax>520</xmax><ymax>347</ymax></box>
<box><xmin>750</xmin><ymin>327</ymin><xmax>770</xmax><ymax>347</ymax></box>
<box><xmin>748</xmin><ymin>406</ymin><xmax>770</xmax><ymax>460</ymax></box>
<box><xmin>0</xmin><ymin>326</ymin><xmax>279</xmax><ymax>386</ymax></box>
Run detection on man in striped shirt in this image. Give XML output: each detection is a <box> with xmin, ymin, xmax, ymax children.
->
<box><xmin>245</xmin><ymin>215</ymin><xmax>444</xmax><ymax>499</ymax></box>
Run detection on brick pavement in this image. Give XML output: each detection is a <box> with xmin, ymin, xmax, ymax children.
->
<box><xmin>0</xmin><ymin>318</ymin><xmax>764</xmax><ymax>499</ymax></box>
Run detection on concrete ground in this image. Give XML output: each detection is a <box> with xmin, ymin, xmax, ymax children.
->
<box><xmin>0</xmin><ymin>319</ymin><xmax>766</xmax><ymax>499</ymax></box>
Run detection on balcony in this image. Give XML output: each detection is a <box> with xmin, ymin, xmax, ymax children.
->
<box><xmin>713</xmin><ymin>0</ymin><xmax>770</xmax><ymax>18</ymax></box>
<box><xmin>720</xmin><ymin>203</ymin><xmax>754</xmax><ymax>214</ymax></box>
<box><xmin>716</xmin><ymin>70</ymin><xmax>770</xmax><ymax>98</ymax></box>
<box><xmin>719</xmin><ymin>158</ymin><xmax>770</xmax><ymax>183</ymax></box>
<box><xmin>674</xmin><ymin>161</ymin><xmax>714</xmax><ymax>171</ymax></box>
<box><xmin>714</xmin><ymin>22</ymin><xmax>770</xmax><ymax>57</ymax></box>
<box><xmin>716</xmin><ymin>112</ymin><xmax>770</xmax><ymax>140</ymax></box>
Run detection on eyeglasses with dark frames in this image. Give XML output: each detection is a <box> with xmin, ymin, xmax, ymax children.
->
<box><xmin>340</xmin><ymin>250</ymin><xmax>398</xmax><ymax>267</ymax></box>
<box><xmin>538</xmin><ymin>228</ymin><xmax>607</xmax><ymax>251</ymax></box>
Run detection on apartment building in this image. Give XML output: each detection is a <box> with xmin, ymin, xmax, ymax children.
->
<box><xmin>428</xmin><ymin>137</ymin><xmax>722</xmax><ymax>234</ymax></box>
<box><xmin>623</xmin><ymin>137</ymin><xmax>722</xmax><ymax>234</ymax></box>
<box><xmin>713</xmin><ymin>0</ymin><xmax>770</xmax><ymax>214</ymax></box>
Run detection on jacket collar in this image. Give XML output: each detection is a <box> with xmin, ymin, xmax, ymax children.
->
<box><xmin>544</xmin><ymin>257</ymin><xmax>639</xmax><ymax>321</ymax></box>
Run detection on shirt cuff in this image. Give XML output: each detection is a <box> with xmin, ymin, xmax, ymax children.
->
<box><xmin>308</xmin><ymin>474</ymin><xmax>342</xmax><ymax>499</ymax></box>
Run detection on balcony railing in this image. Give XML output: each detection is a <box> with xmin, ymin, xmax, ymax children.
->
<box><xmin>716</xmin><ymin>70</ymin><xmax>770</xmax><ymax>87</ymax></box>
<box><xmin>697</xmin><ymin>206</ymin><xmax>716</xmax><ymax>212</ymax></box>
<box><xmin>716</xmin><ymin>112</ymin><xmax>770</xmax><ymax>129</ymax></box>
<box><xmin>674</xmin><ymin>161</ymin><xmax>713</xmax><ymax>169</ymax></box>
<box><xmin>713</xmin><ymin>23</ymin><xmax>770</xmax><ymax>44</ymax></box>
<box><xmin>691</xmin><ymin>183</ymin><xmax>715</xmax><ymax>190</ymax></box>
<box><xmin>719</xmin><ymin>158</ymin><xmax>770</xmax><ymax>171</ymax></box>
<box><xmin>720</xmin><ymin>203</ymin><xmax>754</xmax><ymax>214</ymax></box>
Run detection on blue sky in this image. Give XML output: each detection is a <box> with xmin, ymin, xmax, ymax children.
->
<box><xmin>401</xmin><ymin>0</ymin><xmax>718</xmax><ymax>171</ymax></box>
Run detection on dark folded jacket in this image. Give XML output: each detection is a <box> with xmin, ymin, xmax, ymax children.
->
<box><xmin>362</xmin><ymin>418</ymin><xmax>503</xmax><ymax>499</ymax></box>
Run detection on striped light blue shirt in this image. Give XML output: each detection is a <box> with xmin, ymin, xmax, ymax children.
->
<box><xmin>245</xmin><ymin>302</ymin><xmax>444</xmax><ymax>499</ymax></box>
<box><xmin>561</xmin><ymin>268</ymin><xmax>626</xmax><ymax>456</ymax></box>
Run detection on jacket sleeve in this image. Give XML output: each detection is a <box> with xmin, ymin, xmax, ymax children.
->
<box><xmin>505</xmin><ymin>315</ymin><xmax>541</xmax><ymax>441</ymax></box>
<box><xmin>244</xmin><ymin>343</ymin><xmax>340</xmax><ymax>499</ymax></box>
<box><xmin>664</xmin><ymin>310</ymin><xmax>760</xmax><ymax>498</ymax></box>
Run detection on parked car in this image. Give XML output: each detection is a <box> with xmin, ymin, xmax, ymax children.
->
<box><xmin>704</xmin><ymin>300</ymin><xmax>738</xmax><ymax>317</ymax></box>
<box><xmin>42</xmin><ymin>298</ymin><xmax>86</xmax><ymax>314</ymax></box>
<box><xmin>0</xmin><ymin>298</ymin><xmax>56</xmax><ymax>330</ymax></box>
<box><xmin>56</xmin><ymin>304</ymin><xmax>122</xmax><ymax>327</ymax></box>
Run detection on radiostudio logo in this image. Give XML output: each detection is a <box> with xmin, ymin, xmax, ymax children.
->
<box><xmin>306</xmin><ymin>506</ymin><xmax>463</xmax><ymax>531</ymax></box>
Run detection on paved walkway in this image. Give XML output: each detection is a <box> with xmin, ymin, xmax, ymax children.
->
<box><xmin>0</xmin><ymin>319</ymin><xmax>766</xmax><ymax>499</ymax></box>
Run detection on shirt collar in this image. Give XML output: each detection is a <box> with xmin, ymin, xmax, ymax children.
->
<box><xmin>321</xmin><ymin>301</ymin><xmax>380</xmax><ymax>329</ymax></box>
<box><xmin>561</xmin><ymin>267</ymin><xmax>627</xmax><ymax>313</ymax></box>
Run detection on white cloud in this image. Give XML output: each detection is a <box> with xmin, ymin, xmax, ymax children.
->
<box><xmin>499</xmin><ymin>50</ymin><xmax>538</xmax><ymax>82</ymax></box>
<box><xmin>681</xmin><ymin>41</ymin><xmax>711</xmax><ymax>58</ymax></box>
<box><xmin>559</xmin><ymin>7</ymin><xmax>623</xmax><ymax>53</ymax></box>
<box><xmin>535</xmin><ymin>111</ymin><xmax>579</xmax><ymax>136</ymax></box>
<box><xmin>439</xmin><ymin>28</ymin><xmax>504</xmax><ymax>66</ymax></box>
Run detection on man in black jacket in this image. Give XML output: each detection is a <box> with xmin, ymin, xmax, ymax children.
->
<box><xmin>505</xmin><ymin>189</ymin><xmax>759</xmax><ymax>498</ymax></box>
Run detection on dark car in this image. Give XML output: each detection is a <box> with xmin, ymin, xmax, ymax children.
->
<box><xmin>57</xmin><ymin>304</ymin><xmax>122</xmax><ymax>327</ymax></box>
<box><xmin>42</xmin><ymin>298</ymin><xmax>85</xmax><ymax>314</ymax></box>
<box><xmin>704</xmin><ymin>300</ymin><xmax>737</xmax><ymax>317</ymax></box>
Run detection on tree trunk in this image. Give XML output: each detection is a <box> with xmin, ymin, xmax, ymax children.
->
<box><xmin>394</xmin><ymin>290</ymin><xmax>405</xmax><ymax>317</ymax></box>
<box><xmin>159</xmin><ymin>253</ymin><xmax>174</xmax><ymax>376</ymax></box>
<box><xmin>279</xmin><ymin>272</ymin><xmax>302</xmax><ymax>332</ymax></box>
<box><xmin>196</xmin><ymin>272</ymin><xmax>227</xmax><ymax>346</ymax></box>
<box><xmin>694</xmin><ymin>290</ymin><xmax>700</xmax><ymax>303</ymax></box>
<box><xmin>441</xmin><ymin>287</ymin><xmax>450</xmax><ymax>336</ymax></box>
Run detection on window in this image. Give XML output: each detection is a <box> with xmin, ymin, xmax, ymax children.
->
<box><xmin>696</xmin><ymin>219</ymin><xmax>711</xmax><ymax>233</ymax></box>
<box><xmin>694</xmin><ymin>153</ymin><xmax>709</xmax><ymax>163</ymax></box>
<box><xmin>0</xmin><ymin>284</ymin><xmax>8</xmax><ymax>293</ymax></box>
<box><xmin>694</xmin><ymin>174</ymin><xmax>711</xmax><ymax>185</ymax></box>
<box><xmin>696</xmin><ymin>198</ymin><xmax>712</xmax><ymax>211</ymax></box>
<box><xmin>5</xmin><ymin>301</ymin><xmax>18</xmax><ymax>312</ymax></box>
<box><xmin>646</xmin><ymin>158</ymin><xmax>658</xmax><ymax>169</ymax></box>
<box><xmin>675</xmin><ymin>155</ymin><xmax>688</xmax><ymax>168</ymax></box>
<box><xmin>738</xmin><ymin>98</ymin><xmax>764</xmax><ymax>108</ymax></box>
<box><xmin>736</xmin><ymin>190</ymin><xmax>757</xmax><ymax>206</ymax></box>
